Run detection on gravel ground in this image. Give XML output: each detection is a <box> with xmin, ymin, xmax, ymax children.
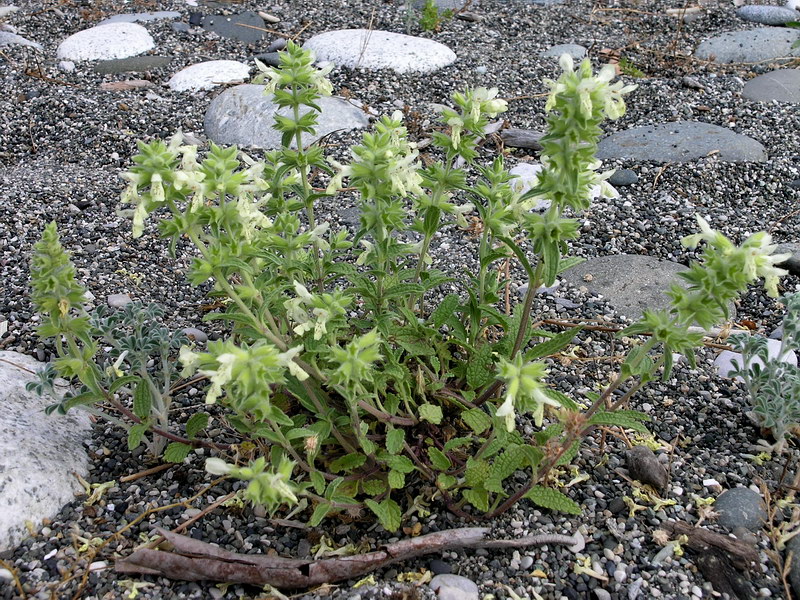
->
<box><xmin>1</xmin><ymin>0</ymin><xmax>799</xmax><ymax>598</ymax></box>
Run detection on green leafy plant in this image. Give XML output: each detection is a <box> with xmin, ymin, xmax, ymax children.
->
<box><xmin>28</xmin><ymin>224</ymin><xmax>212</xmax><ymax>460</ymax></box>
<box><xmin>419</xmin><ymin>0</ymin><xmax>453</xmax><ymax>32</ymax></box>
<box><xmin>31</xmin><ymin>45</ymin><xmax>790</xmax><ymax>532</ymax></box>
<box><xmin>730</xmin><ymin>292</ymin><xmax>800</xmax><ymax>451</ymax></box>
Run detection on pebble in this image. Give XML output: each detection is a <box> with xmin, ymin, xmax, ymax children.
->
<box><xmin>736</xmin><ymin>5</ymin><xmax>800</xmax><ymax>26</ymax></box>
<box><xmin>181</xmin><ymin>327</ymin><xmax>208</xmax><ymax>343</ymax></box>
<box><xmin>542</xmin><ymin>43</ymin><xmax>588</xmax><ymax>60</ymax></box>
<box><xmin>695</xmin><ymin>27</ymin><xmax>800</xmax><ymax>64</ymax></box>
<box><xmin>743</xmin><ymin>69</ymin><xmax>800</xmax><ymax>104</ymax></box>
<box><xmin>608</xmin><ymin>168</ymin><xmax>638</xmax><ymax>186</ymax></box>
<box><xmin>107</xmin><ymin>293</ymin><xmax>132</xmax><ymax>308</ymax></box>
<box><xmin>714</xmin><ymin>338</ymin><xmax>797</xmax><ymax>380</ymax></box>
<box><xmin>714</xmin><ymin>487</ymin><xmax>767</xmax><ymax>531</ymax></box>
<box><xmin>0</xmin><ymin>31</ymin><xmax>43</xmax><ymax>50</ymax></box>
<box><xmin>167</xmin><ymin>60</ymin><xmax>252</xmax><ymax>92</ymax></box>
<box><xmin>429</xmin><ymin>574</ymin><xmax>479</xmax><ymax>600</ymax></box>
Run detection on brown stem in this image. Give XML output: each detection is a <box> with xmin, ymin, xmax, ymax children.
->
<box><xmin>358</xmin><ymin>400</ymin><xmax>417</xmax><ymax>426</ymax></box>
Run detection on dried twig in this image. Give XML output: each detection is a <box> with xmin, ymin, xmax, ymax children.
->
<box><xmin>116</xmin><ymin>527</ymin><xmax>584</xmax><ymax>588</ymax></box>
<box><xmin>662</xmin><ymin>521</ymin><xmax>759</xmax><ymax>569</ymax></box>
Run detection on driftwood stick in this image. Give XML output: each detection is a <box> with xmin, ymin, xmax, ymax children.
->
<box><xmin>116</xmin><ymin>527</ymin><xmax>583</xmax><ymax>588</ymax></box>
<box><xmin>663</xmin><ymin>521</ymin><xmax>759</xmax><ymax>569</ymax></box>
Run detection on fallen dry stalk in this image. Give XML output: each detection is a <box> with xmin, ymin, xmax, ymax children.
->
<box><xmin>116</xmin><ymin>527</ymin><xmax>583</xmax><ymax>588</ymax></box>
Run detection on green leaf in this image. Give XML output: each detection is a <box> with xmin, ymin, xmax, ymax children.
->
<box><xmin>365</xmin><ymin>498</ymin><xmax>402</xmax><ymax>532</ymax></box>
<box><xmin>311</xmin><ymin>470</ymin><xmax>326</xmax><ymax>495</ymax></box>
<box><xmin>362</xmin><ymin>479</ymin><xmax>387</xmax><ymax>495</ymax></box>
<box><xmin>109</xmin><ymin>375</ymin><xmax>140</xmax><ymax>395</ymax></box>
<box><xmin>462</xmin><ymin>488</ymin><xmax>489</xmax><ymax>512</ymax></box>
<box><xmin>443</xmin><ymin>436</ymin><xmax>474</xmax><ymax>452</ymax></box>
<box><xmin>419</xmin><ymin>403</ymin><xmax>443</xmax><ymax>425</ymax></box>
<box><xmin>383</xmin><ymin>454</ymin><xmax>415</xmax><ymax>474</ymax></box>
<box><xmin>62</xmin><ymin>391</ymin><xmax>103</xmax><ymax>411</ymax></box>
<box><xmin>384</xmin><ymin>283</ymin><xmax>425</xmax><ymax>299</ymax></box>
<box><xmin>428</xmin><ymin>447</ymin><xmax>452</xmax><ymax>470</ymax></box>
<box><xmin>185</xmin><ymin>413</ymin><xmax>209</xmax><ymax>439</ymax></box>
<box><xmin>525</xmin><ymin>327</ymin><xmax>582</xmax><ymax>361</ymax></box>
<box><xmin>465</xmin><ymin>457</ymin><xmax>490</xmax><ymax>487</ymax></box>
<box><xmin>330</xmin><ymin>453</ymin><xmax>367</xmax><ymax>473</ymax></box>
<box><xmin>163</xmin><ymin>442</ymin><xmax>192</xmax><ymax>463</ymax></box>
<box><xmin>127</xmin><ymin>423</ymin><xmax>148</xmax><ymax>450</ymax></box>
<box><xmin>524</xmin><ymin>486</ymin><xmax>581</xmax><ymax>515</ymax></box>
<box><xmin>133</xmin><ymin>379</ymin><xmax>153</xmax><ymax>420</ymax></box>
<box><xmin>310</xmin><ymin>502</ymin><xmax>332</xmax><ymax>527</ymax></box>
<box><xmin>541</xmin><ymin>240</ymin><xmax>561</xmax><ymax>287</ymax></box>
<box><xmin>462</xmin><ymin>408</ymin><xmax>491</xmax><ymax>435</ymax></box>
<box><xmin>588</xmin><ymin>411</ymin><xmax>650</xmax><ymax>433</ymax></box>
<box><xmin>490</xmin><ymin>445</ymin><xmax>525</xmax><ymax>482</ymax></box>
<box><xmin>557</xmin><ymin>440</ymin><xmax>580</xmax><ymax>466</ymax></box>
<box><xmin>388</xmin><ymin>469</ymin><xmax>405</xmax><ymax>489</ymax></box>
<box><xmin>385</xmin><ymin>428</ymin><xmax>405</xmax><ymax>454</ymax></box>
<box><xmin>556</xmin><ymin>256</ymin><xmax>585</xmax><ymax>275</ymax></box>
<box><xmin>437</xmin><ymin>473</ymin><xmax>457</xmax><ymax>489</ymax></box>
<box><xmin>428</xmin><ymin>294</ymin><xmax>460</xmax><ymax>328</ymax></box>
<box><xmin>466</xmin><ymin>344</ymin><xmax>494</xmax><ymax>390</ymax></box>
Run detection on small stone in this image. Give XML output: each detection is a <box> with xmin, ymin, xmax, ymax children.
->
<box><xmin>628</xmin><ymin>579</ymin><xmax>644</xmax><ymax>600</ymax></box>
<box><xmin>614</xmin><ymin>567</ymin><xmax>628</xmax><ymax>583</ymax></box>
<box><xmin>0</xmin><ymin>31</ymin><xmax>43</xmax><ymax>50</ymax></box>
<box><xmin>714</xmin><ymin>338</ymin><xmax>797</xmax><ymax>380</ymax></box>
<box><xmin>107</xmin><ymin>293</ymin><xmax>132</xmax><ymax>308</ymax></box>
<box><xmin>253</xmin><ymin>52</ymin><xmax>281</xmax><ymax>67</ymax></box>
<box><xmin>608</xmin><ymin>168</ymin><xmax>638</xmax><ymax>186</ymax></box>
<box><xmin>715</xmin><ymin>487</ymin><xmax>767</xmax><ymax>531</ymax></box>
<box><xmin>520</xmin><ymin>555</ymin><xmax>534</xmax><ymax>570</ymax></box>
<box><xmin>58</xmin><ymin>60</ymin><xmax>75</xmax><ymax>72</ymax></box>
<box><xmin>542</xmin><ymin>43</ymin><xmax>587</xmax><ymax>60</ymax></box>
<box><xmin>168</xmin><ymin>60</ymin><xmax>251</xmax><ymax>92</ymax></box>
<box><xmin>691</xmin><ymin>585</ymin><xmax>703</xmax><ymax>597</ymax></box>
<box><xmin>594</xmin><ymin>589</ymin><xmax>612</xmax><ymax>600</ymax></box>
<box><xmin>501</xmin><ymin>128</ymin><xmax>544</xmax><ymax>150</ymax></box>
<box><xmin>266</xmin><ymin>37</ymin><xmax>287</xmax><ymax>52</ymax></box>
<box><xmin>0</xmin><ymin>568</ymin><xmax>12</xmax><ymax>581</ymax></box>
<box><xmin>429</xmin><ymin>574</ymin><xmax>479</xmax><ymax>600</ymax></box>
<box><xmin>626</xmin><ymin>446</ymin><xmax>668</xmax><ymax>491</ymax></box>
<box><xmin>736</xmin><ymin>5</ymin><xmax>800</xmax><ymax>26</ymax></box>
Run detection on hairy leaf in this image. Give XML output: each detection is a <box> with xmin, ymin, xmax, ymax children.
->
<box><xmin>365</xmin><ymin>498</ymin><xmax>402</xmax><ymax>532</ymax></box>
<box><xmin>525</xmin><ymin>486</ymin><xmax>581</xmax><ymax>515</ymax></box>
<box><xmin>163</xmin><ymin>442</ymin><xmax>192</xmax><ymax>463</ymax></box>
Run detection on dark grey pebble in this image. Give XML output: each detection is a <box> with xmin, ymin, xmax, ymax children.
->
<box><xmin>608</xmin><ymin>168</ymin><xmax>638</xmax><ymax>186</ymax></box>
<box><xmin>714</xmin><ymin>487</ymin><xmax>767</xmax><ymax>531</ymax></box>
<box><xmin>429</xmin><ymin>559</ymin><xmax>452</xmax><ymax>574</ymax></box>
<box><xmin>254</xmin><ymin>52</ymin><xmax>281</xmax><ymax>67</ymax></box>
<box><xmin>626</xmin><ymin>446</ymin><xmax>668</xmax><ymax>491</ymax></box>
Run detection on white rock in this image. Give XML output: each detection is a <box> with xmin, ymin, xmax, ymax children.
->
<box><xmin>0</xmin><ymin>5</ymin><xmax>19</xmax><ymax>18</ymax></box>
<box><xmin>99</xmin><ymin>11</ymin><xmax>181</xmax><ymax>25</ymax></box>
<box><xmin>429</xmin><ymin>574</ymin><xmax>479</xmax><ymax>600</ymax></box>
<box><xmin>0</xmin><ymin>31</ymin><xmax>42</xmax><ymax>50</ymax></box>
<box><xmin>509</xmin><ymin>163</ymin><xmax>604</xmax><ymax>212</ymax></box>
<box><xmin>168</xmin><ymin>60</ymin><xmax>251</xmax><ymax>92</ymax></box>
<box><xmin>0</xmin><ymin>351</ymin><xmax>91</xmax><ymax>553</ymax></box>
<box><xmin>58</xmin><ymin>60</ymin><xmax>75</xmax><ymax>72</ymax></box>
<box><xmin>57</xmin><ymin>22</ymin><xmax>155</xmax><ymax>61</ymax></box>
<box><xmin>303</xmin><ymin>29</ymin><xmax>456</xmax><ymax>74</ymax></box>
<box><xmin>714</xmin><ymin>338</ymin><xmax>797</xmax><ymax>380</ymax></box>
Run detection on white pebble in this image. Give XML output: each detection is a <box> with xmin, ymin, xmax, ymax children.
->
<box><xmin>614</xmin><ymin>567</ymin><xmax>627</xmax><ymax>583</ymax></box>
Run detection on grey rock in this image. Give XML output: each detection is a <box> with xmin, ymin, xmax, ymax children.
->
<box><xmin>501</xmin><ymin>128</ymin><xmax>544</xmax><ymax>150</ymax></box>
<box><xmin>0</xmin><ymin>351</ymin><xmax>92</xmax><ymax>553</ymax></box>
<box><xmin>560</xmin><ymin>254</ymin><xmax>688</xmax><ymax>321</ymax></box>
<box><xmin>429</xmin><ymin>559</ymin><xmax>452</xmax><ymax>574</ymax></box>
<box><xmin>736</xmin><ymin>5</ymin><xmax>800</xmax><ymax>26</ymax></box>
<box><xmin>787</xmin><ymin>534</ymin><xmax>800</xmax><ymax>600</ymax></box>
<box><xmin>93</xmin><ymin>55</ymin><xmax>172</xmax><ymax>74</ymax></box>
<box><xmin>626</xmin><ymin>446</ymin><xmax>668</xmax><ymax>491</ymax></box>
<box><xmin>597</xmin><ymin>122</ymin><xmax>767</xmax><ymax>163</ymax></box>
<box><xmin>456</xmin><ymin>11</ymin><xmax>483</xmax><ymax>22</ymax></box>
<box><xmin>107</xmin><ymin>293</ymin><xmax>132</xmax><ymax>308</ymax></box>
<box><xmin>303</xmin><ymin>29</ymin><xmax>456</xmax><ymax>74</ymax></box>
<box><xmin>0</xmin><ymin>31</ymin><xmax>42</xmax><ymax>50</ymax></box>
<box><xmin>542</xmin><ymin>43</ymin><xmax>587</xmax><ymax>60</ymax></box>
<box><xmin>743</xmin><ymin>69</ymin><xmax>800</xmax><ymax>104</ymax></box>
<box><xmin>715</xmin><ymin>487</ymin><xmax>767</xmax><ymax>531</ymax></box>
<box><xmin>608</xmin><ymin>168</ymin><xmax>638</xmax><ymax>186</ymax></box>
<box><xmin>775</xmin><ymin>243</ymin><xmax>800</xmax><ymax>276</ymax></box>
<box><xmin>99</xmin><ymin>11</ymin><xmax>181</xmax><ymax>25</ymax></box>
<box><xmin>696</xmin><ymin>27</ymin><xmax>800</xmax><ymax>64</ymax></box>
<box><xmin>171</xmin><ymin>22</ymin><xmax>190</xmax><ymax>33</ymax></box>
<box><xmin>594</xmin><ymin>590</ymin><xmax>612</xmax><ymax>600</ymax></box>
<box><xmin>202</xmin><ymin>12</ymin><xmax>265</xmax><ymax>43</ymax></box>
<box><xmin>204</xmin><ymin>84</ymin><xmax>369</xmax><ymax>149</ymax></box>
<box><xmin>429</xmin><ymin>574</ymin><xmax>479</xmax><ymax>600</ymax></box>
<box><xmin>411</xmin><ymin>0</ymin><xmax>468</xmax><ymax>9</ymax></box>
<box><xmin>0</xmin><ymin>6</ymin><xmax>20</xmax><ymax>18</ymax></box>
<box><xmin>181</xmin><ymin>327</ymin><xmax>208</xmax><ymax>343</ymax></box>
<box><xmin>266</xmin><ymin>37</ymin><xmax>287</xmax><ymax>52</ymax></box>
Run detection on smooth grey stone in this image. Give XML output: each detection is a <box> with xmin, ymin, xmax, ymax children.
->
<box><xmin>107</xmin><ymin>293</ymin><xmax>132</xmax><ymax>308</ymax></box>
<box><xmin>0</xmin><ymin>31</ymin><xmax>42</xmax><ymax>50</ymax></box>
<box><xmin>99</xmin><ymin>11</ymin><xmax>180</xmax><ymax>25</ymax></box>
<box><xmin>202</xmin><ymin>11</ymin><xmax>265</xmax><ymax>43</ymax></box>
<box><xmin>172</xmin><ymin>22</ymin><xmax>190</xmax><ymax>33</ymax></box>
<box><xmin>736</xmin><ymin>5</ymin><xmax>800</xmax><ymax>26</ymax></box>
<box><xmin>608</xmin><ymin>168</ymin><xmax>638</xmax><ymax>186</ymax></box>
<box><xmin>696</xmin><ymin>27</ymin><xmax>800</xmax><ymax>64</ymax></box>
<box><xmin>597</xmin><ymin>122</ymin><xmax>767</xmax><ymax>163</ymax></box>
<box><xmin>501</xmin><ymin>128</ymin><xmax>544</xmax><ymax>150</ymax></box>
<box><xmin>253</xmin><ymin>52</ymin><xmax>281</xmax><ymax>67</ymax></box>
<box><xmin>456</xmin><ymin>11</ymin><xmax>483</xmax><ymax>22</ymax></box>
<box><xmin>560</xmin><ymin>254</ymin><xmax>688</xmax><ymax>321</ymax></box>
<box><xmin>204</xmin><ymin>84</ymin><xmax>369</xmax><ymax>149</ymax></box>
<box><xmin>429</xmin><ymin>574</ymin><xmax>479</xmax><ymax>600</ymax></box>
<box><xmin>542</xmin><ymin>43</ymin><xmax>587</xmax><ymax>60</ymax></box>
<box><xmin>743</xmin><ymin>69</ymin><xmax>800</xmax><ymax>104</ymax></box>
<box><xmin>93</xmin><ymin>55</ymin><xmax>171</xmax><ymax>74</ymax></box>
<box><xmin>181</xmin><ymin>327</ymin><xmax>208</xmax><ymax>343</ymax></box>
<box><xmin>0</xmin><ymin>351</ymin><xmax>91</xmax><ymax>553</ymax></box>
<box><xmin>715</xmin><ymin>487</ymin><xmax>767</xmax><ymax>531</ymax></box>
<box><xmin>776</xmin><ymin>243</ymin><xmax>800</xmax><ymax>276</ymax></box>
<box><xmin>266</xmin><ymin>37</ymin><xmax>287</xmax><ymax>52</ymax></box>
<box><xmin>429</xmin><ymin>559</ymin><xmax>452</xmax><ymax>574</ymax></box>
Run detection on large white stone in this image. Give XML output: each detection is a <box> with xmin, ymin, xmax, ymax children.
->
<box><xmin>0</xmin><ymin>351</ymin><xmax>91</xmax><ymax>553</ymax></box>
<box><xmin>204</xmin><ymin>84</ymin><xmax>370</xmax><ymax>149</ymax></box>
<box><xmin>57</xmin><ymin>22</ymin><xmax>155</xmax><ymax>62</ymax></box>
<box><xmin>714</xmin><ymin>338</ymin><xmax>797</xmax><ymax>380</ymax></box>
<box><xmin>303</xmin><ymin>29</ymin><xmax>456</xmax><ymax>74</ymax></box>
<box><xmin>509</xmin><ymin>162</ymin><xmax>604</xmax><ymax>212</ymax></box>
<box><xmin>168</xmin><ymin>60</ymin><xmax>251</xmax><ymax>92</ymax></box>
